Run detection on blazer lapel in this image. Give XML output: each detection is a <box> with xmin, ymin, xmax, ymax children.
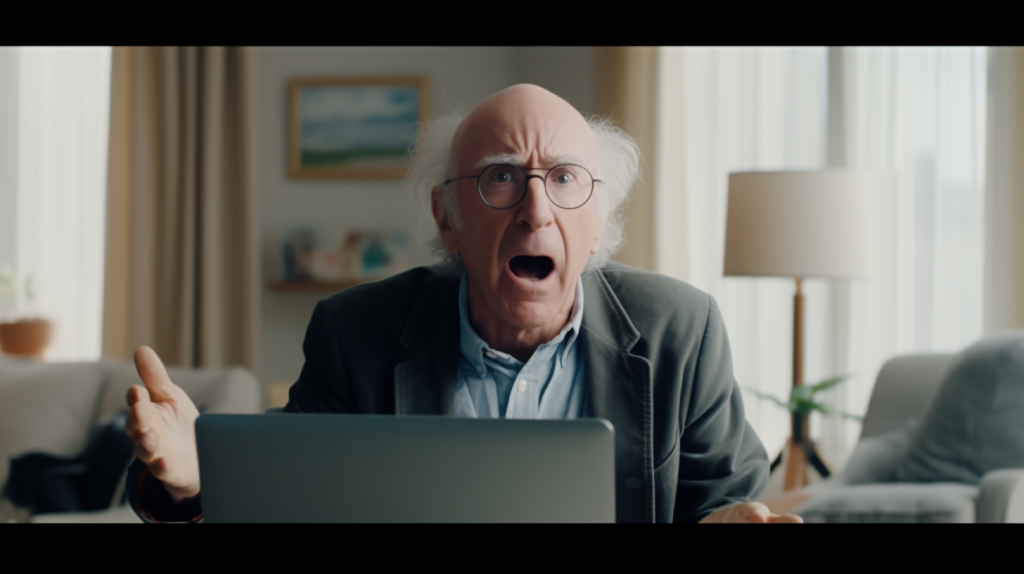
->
<box><xmin>394</xmin><ymin>272</ymin><xmax>461</xmax><ymax>415</ymax></box>
<box><xmin>581</xmin><ymin>269</ymin><xmax>655</xmax><ymax>523</ymax></box>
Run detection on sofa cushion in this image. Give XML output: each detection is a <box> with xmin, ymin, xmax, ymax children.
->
<box><xmin>31</xmin><ymin>504</ymin><xmax>142</xmax><ymax>523</ymax></box>
<box><xmin>895</xmin><ymin>331</ymin><xmax>1024</xmax><ymax>484</ymax></box>
<box><xmin>0</xmin><ymin>357</ymin><xmax>108</xmax><ymax>489</ymax></box>
<box><xmin>4</xmin><ymin>411</ymin><xmax>134</xmax><ymax>514</ymax></box>
<box><xmin>839</xmin><ymin>420</ymin><xmax>917</xmax><ymax>485</ymax></box>
<box><xmin>794</xmin><ymin>483</ymin><xmax>978</xmax><ymax>523</ymax></box>
<box><xmin>95</xmin><ymin>361</ymin><xmax>263</xmax><ymax>422</ymax></box>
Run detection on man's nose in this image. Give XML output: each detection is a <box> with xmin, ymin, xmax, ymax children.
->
<box><xmin>515</xmin><ymin>175</ymin><xmax>554</xmax><ymax>231</ymax></box>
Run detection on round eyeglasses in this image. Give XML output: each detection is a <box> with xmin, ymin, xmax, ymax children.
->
<box><xmin>443</xmin><ymin>164</ymin><xmax>601</xmax><ymax>210</ymax></box>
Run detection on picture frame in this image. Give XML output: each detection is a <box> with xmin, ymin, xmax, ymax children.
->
<box><xmin>288</xmin><ymin>77</ymin><xmax>430</xmax><ymax>179</ymax></box>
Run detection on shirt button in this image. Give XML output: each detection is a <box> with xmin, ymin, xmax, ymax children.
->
<box><xmin>517</xmin><ymin>379</ymin><xmax>528</xmax><ymax>392</ymax></box>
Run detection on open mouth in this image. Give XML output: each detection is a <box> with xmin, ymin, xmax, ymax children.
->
<box><xmin>509</xmin><ymin>255</ymin><xmax>554</xmax><ymax>281</ymax></box>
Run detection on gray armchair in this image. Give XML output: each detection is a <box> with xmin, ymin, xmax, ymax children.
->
<box><xmin>794</xmin><ymin>339</ymin><xmax>1024</xmax><ymax>523</ymax></box>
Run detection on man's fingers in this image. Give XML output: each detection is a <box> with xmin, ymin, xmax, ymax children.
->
<box><xmin>125</xmin><ymin>403</ymin><xmax>161</xmax><ymax>460</ymax></box>
<box><xmin>740</xmin><ymin>502</ymin><xmax>771</xmax><ymax>523</ymax></box>
<box><xmin>137</xmin><ymin>420</ymin><xmax>160</xmax><ymax>451</ymax></box>
<box><xmin>126</xmin><ymin>401</ymin><xmax>156</xmax><ymax>436</ymax></box>
<box><xmin>701</xmin><ymin>502</ymin><xmax>804</xmax><ymax>524</ymax></box>
<box><xmin>767</xmin><ymin>514</ymin><xmax>804</xmax><ymax>524</ymax></box>
<box><xmin>134</xmin><ymin>345</ymin><xmax>176</xmax><ymax>403</ymax></box>
<box><xmin>131</xmin><ymin>428</ymin><xmax>163</xmax><ymax>463</ymax></box>
<box><xmin>125</xmin><ymin>409</ymin><xmax>141</xmax><ymax>439</ymax></box>
<box><xmin>133</xmin><ymin>441</ymin><xmax>156</xmax><ymax>463</ymax></box>
<box><xmin>145</xmin><ymin>456</ymin><xmax>168</xmax><ymax>480</ymax></box>
<box><xmin>126</xmin><ymin>384</ymin><xmax>151</xmax><ymax>408</ymax></box>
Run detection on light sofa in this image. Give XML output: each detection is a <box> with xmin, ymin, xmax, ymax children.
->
<box><xmin>0</xmin><ymin>355</ymin><xmax>263</xmax><ymax>523</ymax></box>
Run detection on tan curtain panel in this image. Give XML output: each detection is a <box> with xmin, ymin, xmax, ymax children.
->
<box><xmin>102</xmin><ymin>47</ymin><xmax>259</xmax><ymax>373</ymax></box>
<box><xmin>985</xmin><ymin>47</ymin><xmax>1024</xmax><ymax>332</ymax></box>
<box><xmin>592</xmin><ymin>47</ymin><xmax>658</xmax><ymax>272</ymax></box>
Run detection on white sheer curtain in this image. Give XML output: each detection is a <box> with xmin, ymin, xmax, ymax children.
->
<box><xmin>827</xmin><ymin>47</ymin><xmax>987</xmax><ymax>459</ymax></box>
<box><xmin>664</xmin><ymin>47</ymin><xmax>829</xmax><ymax>461</ymax></box>
<box><xmin>0</xmin><ymin>47</ymin><xmax>112</xmax><ymax>361</ymax></box>
<box><xmin>657</xmin><ymin>46</ymin><xmax>987</xmax><ymax>471</ymax></box>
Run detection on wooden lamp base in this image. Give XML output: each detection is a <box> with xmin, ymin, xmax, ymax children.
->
<box><xmin>770</xmin><ymin>278</ymin><xmax>832</xmax><ymax>491</ymax></box>
<box><xmin>769</xmin><ymin>411</ymin><xmax>832</xmax><ymax>490</ymax></box>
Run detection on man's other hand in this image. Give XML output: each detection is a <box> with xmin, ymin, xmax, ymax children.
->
<box><xmin>699</xmin><ymin>502</ymin><xmax>803</xmax><ymax>523</ymax></box>
<box><xmin>124</xmin><ymin>345</ymin><xmax>202</xmax><ymax>502</ymax></box>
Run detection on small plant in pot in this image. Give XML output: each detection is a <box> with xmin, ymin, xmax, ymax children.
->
<box><xmin>0</xmin><ymin>267</ymin><xmax>52</xmax><ymax>360</ymax></box>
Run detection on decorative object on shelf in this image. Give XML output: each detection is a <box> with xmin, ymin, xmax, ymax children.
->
<box><xmin>723</xmin><ymin>170</ymin><xmax>878</xmax><ymax>491</ymax></box>
<box><xmin>281</xmin><ymin>227</ymin><xmax>318</xmax><ymax>281</ymax></box>
<box><xmin>276</xmin><ymin>228</ymin><xmax>410</xmax><ymax>289</ymax></box>
<box><xmin>0</xmin><ymin>267</ymin><xmax>52</xmax><ymax>360</ymax></box>
<box><xmin>338</xmin><ymin>230</ymin><xmax>409</xmax><ymax>279</ymax></box>
<box><xmin>288</xmin><ymin>76</ymin><xmax>430</xmax><ymax>179</ymax></box>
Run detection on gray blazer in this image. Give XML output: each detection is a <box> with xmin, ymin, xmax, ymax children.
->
<box><xmin>284</xmin><ymin>262</ymin><xmax>769</xmax><ymax>523</ymax></box>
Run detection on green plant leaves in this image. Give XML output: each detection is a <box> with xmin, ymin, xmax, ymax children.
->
<box><xmin>0</xmin><ymin>266</ymin><xmax>14</xmax><ymax>299</ymax></box>
<box><xmin>807</xmin><ymin>375</ymin><xmax>851</xmax><ymax>393</ymax></box>
<box><xmin>744</xmin><ymin>388</ymin><xmax>790</xmax><ymax>409</ymax></box>
<box><xmin>744</xmin><ymin>374</ymin><xmax>862</xmax><ymax>421</ymax></box>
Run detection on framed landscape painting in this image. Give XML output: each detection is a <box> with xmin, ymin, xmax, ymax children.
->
<box><xmin>288</xmin><ymin>77</ymin><xmax>430</xmax><ymax>179</ymax></box>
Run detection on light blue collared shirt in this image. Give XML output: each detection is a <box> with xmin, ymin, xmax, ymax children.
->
<box><xmin>452</xmin><ymin>272</ymin><xmax>587</xmax><ymax>419</ymax></box>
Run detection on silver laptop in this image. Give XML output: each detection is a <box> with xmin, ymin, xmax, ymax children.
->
<box><xmin>195</xmin><ymin>413</ymin><xmax>616</xmax><ymax>523</ymax></box>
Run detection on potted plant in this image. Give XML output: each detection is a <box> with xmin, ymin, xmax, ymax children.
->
<box><xmin>0</xmin><ymin>267</ymin><xmax>52</xmax><ymax>359</ymax></box>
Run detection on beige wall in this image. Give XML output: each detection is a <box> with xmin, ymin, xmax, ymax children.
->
<box><xmin>512</xmin><ymin>47</ymin><xmax>593</xmax><ymax>115</ymax></box>
<box><xmin>254</xmin><ymin>47</ymin><xmax>594</xmax><ymax>384</ymax></box>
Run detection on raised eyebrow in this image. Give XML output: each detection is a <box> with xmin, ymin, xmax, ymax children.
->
<box><xmin>548</xmin><ymin>155</ymin><xmax>587</xmax><ymax>167</ymax></box>
<box><xmin>474</xmin><ymin>155</ymin><xmax>522</xmax><ymax>170</ymax></box>
<box><xmin>473</xmin><ymin>155</ymin><xmax>588</xmax><ymax>169</ymax></box>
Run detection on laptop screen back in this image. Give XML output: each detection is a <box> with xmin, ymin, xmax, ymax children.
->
<box><xmin>195</xmin><ymin>414</ymin><xmax>615</xmax><ymax>523</ymax></box>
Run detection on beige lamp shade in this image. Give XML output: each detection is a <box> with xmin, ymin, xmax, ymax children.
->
<box><xmin>723</xmin><ymin>171</ymin><xmax>876</xmax><ymax>279</ymax></box>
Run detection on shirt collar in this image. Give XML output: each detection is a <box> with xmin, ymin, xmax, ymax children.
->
<box><xmin>458</xmin><ymin>270</ymin><xmax>584</xmax><ymax>375</ymax></box>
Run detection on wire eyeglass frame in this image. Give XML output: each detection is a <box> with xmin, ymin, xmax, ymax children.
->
<box><xmin>443</xmin><ymin>163</ymin><xmax>602</xmax><ymax>210</ymax></box>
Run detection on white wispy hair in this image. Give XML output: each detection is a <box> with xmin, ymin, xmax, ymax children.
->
<box><xmin>407</xmin><ymin>111</ymin><xmax>641</xmax><ymax>276</ymax></box>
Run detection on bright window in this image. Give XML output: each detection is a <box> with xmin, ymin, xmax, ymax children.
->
<box><xmin>661</xmin><ymin>47</ymin><xmax>987</xmax><ymax>465</ymax></box>
<box><xmin>0</xmin><ymin>47</ymin><xmax>112</xmax><ymax>361</ymax></box>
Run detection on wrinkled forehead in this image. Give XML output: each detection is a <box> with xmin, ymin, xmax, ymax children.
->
<box><xmin>452</xmin><ymin>85</ymin><xmax>598</xmax><ymax>174</ymax></box>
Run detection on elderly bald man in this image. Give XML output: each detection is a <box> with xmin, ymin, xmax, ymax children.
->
<box><xmin>124</xmin><ymin>84</ymin><xmax>798</xmax><ymax>523</ymax></box>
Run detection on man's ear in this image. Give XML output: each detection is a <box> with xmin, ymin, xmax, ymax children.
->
<box><xmin>431</xmin><ymin>186</ymin><xmax>461</xmax><ymax>255</ymax></box>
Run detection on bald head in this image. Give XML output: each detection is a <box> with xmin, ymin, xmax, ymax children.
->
<box><xmin>451</xmin><ymin>84</ymin><xmax>598</xmax><ymax>175</ymax></box>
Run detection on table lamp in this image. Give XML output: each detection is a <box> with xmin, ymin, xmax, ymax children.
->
<box><xmin>723</xmin><ymin>170</ymin><xmax>875</xmax><ymax>491</ymax></box>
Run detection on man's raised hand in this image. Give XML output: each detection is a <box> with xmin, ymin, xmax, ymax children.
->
<box><xmin>699</xmin><ymin>502</ymin><xmax>803</xmax><ymax>524</ymax></box>
<box><xmin>124</xmin><ymin>346</ymin><xmax>202</xmax><ymax>502</ymax></box>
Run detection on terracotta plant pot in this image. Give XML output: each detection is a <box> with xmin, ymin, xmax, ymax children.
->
<box><xmin>0</xmin><ymin>318</ymin><xmax>52</xmax><ymax>359</ymax></box>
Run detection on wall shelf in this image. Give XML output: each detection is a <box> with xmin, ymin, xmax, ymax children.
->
<box><xmin>266</xmin><ymin>278</ymin><xmax>376</xmax><ymax>292</ymax></box>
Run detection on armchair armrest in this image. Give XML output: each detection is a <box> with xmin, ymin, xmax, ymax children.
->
<box><xmin>976</xmin><ymin>469</ymin><xmax>1024</xmax><ymax>523</ymax></box>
